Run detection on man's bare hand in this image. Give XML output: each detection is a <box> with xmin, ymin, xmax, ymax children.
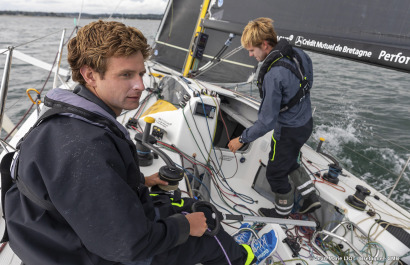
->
<box><xmin>144</xmin><ymin>172</ymin><xmax>168</xmax><ymax>187</ymax></box>
<box><xmin>228</xmin><ymin>137</ymin><xmax>244</xmax><ymax>154</ymax></box>
<box><xmin>185</xmin><ymin>212</ymin><xmax>208</xmax><ymax>237</ymax></box>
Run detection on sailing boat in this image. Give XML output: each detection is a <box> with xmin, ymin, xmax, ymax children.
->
<box><xmin>0</xmin><ymin>0</ymin><xmax>409</xmax><ymax>264</ymax></box>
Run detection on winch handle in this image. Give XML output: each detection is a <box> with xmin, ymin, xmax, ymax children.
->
<box><xmin>192</xmin><ymin>201</ymin><xmax>222</xmax><ymax>237</ymax></box>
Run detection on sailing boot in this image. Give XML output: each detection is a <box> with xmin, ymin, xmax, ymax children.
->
<box><xmin>258</xmin><ymin>184</ymin><xmax>294</xmax><ymax>218</ymax></box>
<box><xmin>289</xmin><ymin>166</ymin><xmax>321</xmax><ymax>214</ymax></box>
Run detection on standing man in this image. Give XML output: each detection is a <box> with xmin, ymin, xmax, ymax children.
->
<box><xmin>228</xmin><ymin>18</ymin><xmax>321</xmax><ymax>218</ymax></box>
<box><xmin>3</xmin><ymin>20</ymin><xmax>276</xmax><ymax>265</ymax></box>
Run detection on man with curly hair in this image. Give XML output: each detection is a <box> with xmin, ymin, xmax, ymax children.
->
<box><xmin>4</xmin><ymin>20</ymin><xmax>276</xmax><ymax>265</ymax></box>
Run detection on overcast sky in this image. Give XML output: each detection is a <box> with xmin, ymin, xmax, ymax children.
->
<box><xmin>0</xmin><ymin>0</ymin><xmax>168</xmax><ymax>14</ymax></box>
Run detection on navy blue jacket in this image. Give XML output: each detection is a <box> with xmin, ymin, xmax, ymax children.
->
<box><xmin>5</xmin><ymin>85</ymin><xmax>190</xmax><ymax>265</ymax></box>
<box><xmin>241</xmin><ymin>48</ymin><xmax>313</xmax><ymax>142</ymax></box>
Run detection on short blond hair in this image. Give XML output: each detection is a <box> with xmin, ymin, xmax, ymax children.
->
<box><xmin>241</xmin><ymin>17</ymin><xmax>278</xmax><ymax>48</ymax></box>
<box><xmin>68</xmin><ymin>20</ymin><xmax>151</xmax><ymax>85</ymax></box>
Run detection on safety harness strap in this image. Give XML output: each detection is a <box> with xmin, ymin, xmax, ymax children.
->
<box><xmin>256</xmin><ymin>39</ymin><xmax>311</xmax><ymax>112</ymax></box>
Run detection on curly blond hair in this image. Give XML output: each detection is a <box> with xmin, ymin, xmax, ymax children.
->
<box><xmin>241</xmin><ymin>17</ymin><xmax>278</xmax><ymax>49</ymax></box>
<box><xmin>68</xmin><ymin>20</ymin><xmax>151</xmax><ymax>85</ymax></box>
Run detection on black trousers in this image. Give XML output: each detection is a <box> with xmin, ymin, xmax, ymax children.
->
<box><xmin>152</xmin><ymin>228</ymin><xmax>248</xmax><ymax>265</ymax></box>
<box><xmin>148</xmin><ymin>197</ymin><xmax>249</xmax><ymax>265</ymax></box>
<box><xmin>266</xmin><ymin>118</ymin><xmax>313</xmax><ymax>194</ymax></box>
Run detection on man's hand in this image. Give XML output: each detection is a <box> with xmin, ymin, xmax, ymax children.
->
<box><xmin>228</xmin><ymin>137</ymin><xmax>244</xmax><ymax>154</ymax></box>
<box><xmin>144</xmin><ymin>172</ymin><xmax>168</xmax><ymax>187</ymax></box>
<box><xmin>185</xmin><ymin>212</ymin><xmax>208</xmax><ymax>237</ymax></box>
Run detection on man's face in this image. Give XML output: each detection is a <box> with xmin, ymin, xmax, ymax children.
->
<box><xmin>246</xmin><ymin>45</ymin><xmax>269</xmax><ymax>62</ymax></box>
<box><xmin>91</xmin><ymin>51</ymin><xmax>146</xmax><ymax>116</ymax></box>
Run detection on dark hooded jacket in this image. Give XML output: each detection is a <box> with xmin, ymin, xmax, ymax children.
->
<box><xmin>240</xmin><ymin>47</ymin><xmax>313</xmax><ymax>143</ymax></box>
<box><xmin>4</xmin><ymin>85</ymin><xmax>190</xmax><ymax>265</ymax></box>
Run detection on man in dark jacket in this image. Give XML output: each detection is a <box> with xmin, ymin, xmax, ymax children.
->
<box><xmin>228</xmin><ymin>18</ymin><xmax>321</xmax><ymax>218</ymax></box>
<box><xmin>4</xmin><ymin>20</ymin><xmax>270</xmax><ymax>265</ymax></box>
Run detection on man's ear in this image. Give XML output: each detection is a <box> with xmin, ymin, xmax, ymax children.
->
<box><xmin>262</xmin><ymin>40</ymin><xmax>273</xmax><ymax>53</ymax></box>
<box><xmin>80</xmin><ymin>65</ymin><xmax>97</xmax><ymax>87</ymax></box>
<box><xmin>262</xmin><ymin>40</ymin><xmax>269</xmax><ymax>50</ymax></box>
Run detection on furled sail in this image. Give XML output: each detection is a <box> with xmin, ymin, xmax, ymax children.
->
<box><xmin>151</xmin><ymin>0</ymin><xmax>410</xmax><ymax>84</ymax></box>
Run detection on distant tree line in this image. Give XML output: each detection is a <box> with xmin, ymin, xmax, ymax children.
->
<box><xmin>0</xmin><ymin>10</ymin><xmax>163</xmax><ymax>20</ymax></box>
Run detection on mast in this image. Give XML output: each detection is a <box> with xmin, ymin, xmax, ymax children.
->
<box><xmin>182</xmin><ymin>0</ymin><xmax>211</xmax><ymax>77</ymax></box>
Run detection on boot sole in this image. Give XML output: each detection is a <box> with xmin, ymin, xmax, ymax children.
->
<box><xmin>258</xmin><ymin>209</ymin><xmax>269</xmax><ymax>217</ymax></box>
<box><xmin>258</xmin><ymin>208</ymin><xmax>289</xmax><ymax>218</ymax></box>
<box><xmin>299</xmin><ymin>202</ymin><xmax>321</xmax><ymax>214</ymax></box>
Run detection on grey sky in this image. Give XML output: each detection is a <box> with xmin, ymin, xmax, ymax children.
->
<box><xmin>0</xmin><ymin>0</ymin><xmax>168</xmax><ymax>14</ymax></box>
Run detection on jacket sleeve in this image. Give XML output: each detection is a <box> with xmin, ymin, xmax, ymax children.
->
<box><xmin>241</xmin><ymin>71</ymin><xmax>283</xmax><ymax>143</ymax></box>
<box><xmin>24</xmin><ymin>117</ymin><xmax>190</xmax><ymax>262</ymax></box>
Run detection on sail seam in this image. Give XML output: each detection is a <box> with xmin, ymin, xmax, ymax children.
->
<box><xmin>155</xmin><ymin>41</ymin><xmax>254</xmax><ymax>68</ymax></box>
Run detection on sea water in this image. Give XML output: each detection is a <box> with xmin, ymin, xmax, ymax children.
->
<box><xmin>0</xmin><ymin>15</ymin><xmax>409</xmax><ymax>211</ymax></box>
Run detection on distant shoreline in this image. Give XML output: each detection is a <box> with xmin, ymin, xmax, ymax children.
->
<box><xmin>0</xmin><ymin>10</ymin><xmax>163</xmax><ymax>20</ymax></box>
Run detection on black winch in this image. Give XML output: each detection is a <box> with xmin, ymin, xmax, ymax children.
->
<box><xmin>323</xmin><ymin>163</ymin><xmax>342</xmax><ymax>184</ymax></box>
<box><xmin>137</xmin><ymin>117</ymin><xmax>184</xmax><ymax>192</ymax></box>
<box><xmin>345</xmin><ymin>185</ymin><xmax>371</xmax><ymax>211</ymax></box>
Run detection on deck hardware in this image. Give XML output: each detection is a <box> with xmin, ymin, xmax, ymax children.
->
<box><xmin>345</xmin><ymin>185</ymin><xmax>371</xmax><ymax>211</ymax></box>
<box><xmin>138</xmin><ymin>116</ymin><xmax>184</xmax><ymax>192</ymax></box>
<box><xmin>26</xmin><ymin>88</ymin><xmax>42</xmax><ymax>104</ymax></box>
<box><xmin>316</xmin><ymin>137</ymin><xmax>325</xmax><ymax>152</ymax></box>
<box><xmin>283</xmin><ymin>237</ymin><xmax>301</xmax><ymax>257</ymax></box>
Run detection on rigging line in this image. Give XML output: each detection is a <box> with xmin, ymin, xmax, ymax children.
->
<box><xmin>182</xmin><ymin>80</ymin><xmax>224</xmax><ymax>171</ymax></box>
<box><xmin>341</xmin><ymin>144</ymin><xmax>409</xmax><ymax>181</ymax></box>
<box><xmin>208</xmin><ymin>97</ymin><xmax>227</xmax><ymax>173</ymax></box>
<box><xmin>368</xmin><ymin>201</ymin><xmax>410</xmax><ymax>224</ymax></box>
<box><xmin>108</xmin><ymin>0</ymin><xmax>125</xmax><ymax>19</ymax></box>
<box><xmin>76</xmin><ymin>0</ymin><xmax>85</xmax><ymax>26</ymax></box>
<box><xmin>158</xmin><ymin>140</ymin><xmax>212</xmax><ymax>176</ymax></box>
<box><xmin>367</xmin><ymin>131</ymin><xmax>410</xmax><ymax>153</ymax></box>
<box><xmin>198</xmin><ymin>45</ymin><xmax>231</xmax><ymax>72</ymax></box>
<box><xmin>190</xmin><ymin>87</ymin><xmax>224</xmax><ymax>171</ymax></box>
<box><xmin>192</xmin><ymin>82</ymin><xmax>255</xmax><ymax>204</ymax></box>
<box><xmin>4</xmin><ymin>30</ymin><xmax>64</xmax><ymax>52</ymax></box>
<box><xmin>171</xmin><ymin>152</ymin><xmax>236</xmax><ymax>207</ymax></box>
<box><xmin>168</xmin><ymin>1</ymin><xmax>173</xmax><ymax>38</ymax></box>
<box><xmin>3</xmin><ymin>25</ymin><xmax>78</xmax><ymax>114</ymax></box>
<box><xmin>198</xmin><ymin>34</ymin><xmax>235</xmax><ymax>72</ymax></box>
<box><xmin>183</xmin><ymin>165</ymin><xmax>235</xmax><ymax>215</ymax></box>
<box><xmin>64</xmin><ymin>25</ymin><xmax>80</xmax><ymax>46</ymax></box>
<box><xmin>181</xmin><ymin>109</ymin><xmax>208</xmax><ymax>162</ymax></box>
<box><xmin>4</xmin><ymin>50</ymin><xmax>58</xmax><ymax>141</ymax></box>
<box><xmin>187</xmin><ymin>102</ymin><xmax>211</xmax><ymax>161</ymax></box>
<box><xmin>318</xmin><ymin>145</ymin><xmax>388</xmax><ymax>180</ymax></box>
<box><xmin>214</xmin><ymin>94</ymin><xmax>240</xmax><ymax>179</ymax></box>
<box><xmin>210</xmin><ymin>95</ymin><xmax>239</xmax><ymax>180</ymax></box>
<box><xmin>194</xmin><ymin>46</ymin><xmax>247</xmax><ymax>78</ymax></box>
<box><xmin>212</xmin><ymin>180</ymin><xmax>254</xmax><ymax>215</ymax></box>
<box><xmin>180</xmin><ymin>131</ymin><xmax>255</xmax><ymax>206</ymax></box>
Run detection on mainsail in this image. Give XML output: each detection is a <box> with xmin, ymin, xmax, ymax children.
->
<box><xmin>151</xmin><ymin>0</ymin><xmax>410</xmax><ymax>84</ymax></box>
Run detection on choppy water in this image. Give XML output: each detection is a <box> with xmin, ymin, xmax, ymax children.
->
<box><xmin>0</xmin><ymin>15</ymin><xmax>409</xmax><ymax>211</ymax></box>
